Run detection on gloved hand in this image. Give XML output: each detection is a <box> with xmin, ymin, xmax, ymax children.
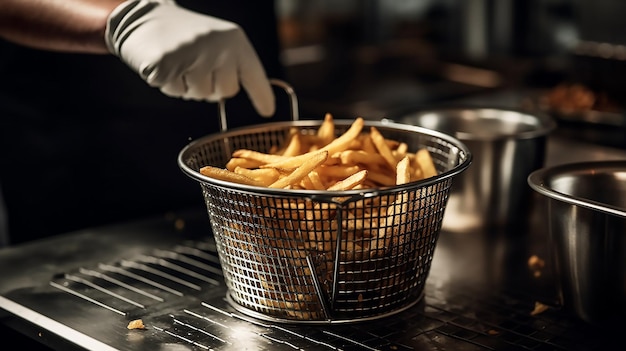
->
<box><xmin>105</xmin><ymin>0</ymin><xmax>275</xmax><ymax>116</ymax></box>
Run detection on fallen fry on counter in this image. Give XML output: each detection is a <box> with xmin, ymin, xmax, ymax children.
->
<box><xmin>127</xmin><ymin>319</ymin><xmax>146</xmax><ymax>330</ymax></box>
<box><xmin>530</xmin><ymin>301</ymin><xmax>550</xmax><ymax>316</ymax></box>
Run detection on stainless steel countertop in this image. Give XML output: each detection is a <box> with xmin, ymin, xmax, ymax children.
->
<box><xmin>0</xmin><ymin>129</ymin><xmax>624</xmax><ymax>350</ymax></box>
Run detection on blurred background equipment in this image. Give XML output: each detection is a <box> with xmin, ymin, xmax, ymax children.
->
<box><xmin>275</xmin><ymin>0</ymin><xmax>625</xmax><ymax>147</ymax></box>
<box><xmin>396</xmin><ymin>107</ymin><xmax>556</xmax><ymax>232</ymax></box>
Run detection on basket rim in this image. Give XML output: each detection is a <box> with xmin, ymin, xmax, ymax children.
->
<box><xmin>177</xmin><ymin>119</ymin><xmax>472</xmax><ymax>198</ymax></box>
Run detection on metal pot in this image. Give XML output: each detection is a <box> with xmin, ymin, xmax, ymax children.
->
<box><xmin>528</xmin><ymin>161</ymin><xmax>626</xmax><ymax>324</ymax></box>
<box><xmin>395</xmin><ymin>107</ymin><xmax>556</xmax><ymax>232</ymax></box>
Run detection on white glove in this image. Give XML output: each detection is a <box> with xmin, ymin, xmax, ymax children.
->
<box><xmin>105</xmin><ymin>0</ymin><xmax>275</xmax><ymax>116</ymax></box>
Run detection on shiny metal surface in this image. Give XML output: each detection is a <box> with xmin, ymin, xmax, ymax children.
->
<box><xmin>396</xmin><ymin>108</ymin><xmax>556</xmax><ymax>231</ymax></box>
<box><xmin>528</xmin><ymin>161</ymin><xmax>626</xmax><ymax>324</ymax></box>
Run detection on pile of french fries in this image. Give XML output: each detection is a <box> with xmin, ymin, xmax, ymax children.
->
<box><xmin>200</xmin><ymin>113</ymin><xmax>437</xmax><ymax>190</ymax></box>
<box><xmin>200</xmin><ymin>114</ymin><xmax>441</xmax><ymax>319</ymax></box>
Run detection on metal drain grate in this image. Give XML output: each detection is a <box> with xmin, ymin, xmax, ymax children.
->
<box><xmin>49</xmin><ymin>240</ymin><xmax>223</xmax><ymax>317</ymax></box>
<box><xmin>39</xmin><ymin>238</ymin><xmax>619</xmax><ymax>350</ymax></box>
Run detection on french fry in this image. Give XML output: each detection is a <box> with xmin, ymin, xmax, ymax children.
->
<box><xmin>416</xmin><ymin>148</ymin><xmax>438</xmax><ymax>178</ymax></box>
<box><xmin>319</xmin><ymin>117</ymin><xmax>364</xmax><ymax>155</ymax></box>
<box><xmin>396</xmin><ymin>155</ymin><xmax>411</xmax><ymax>185</ymax></box>
<box><xmin>337</xmin><ymin>150</ymin><xmax>387</xmax><ymax>168</ymax></box>
<box><xmin>366</xmin><ymin>169</ymin><xmax>396</xmax><ymax>187</ymax></box>
<box><xmin>359</xmin><ymin>133</ymin><xmax>378</xmax><ymax>154</ymax></box>
<box><xmin>317</xmin><ymin>165</ymin><xmax>361</xmax><ymax>180</ymax></box>
<box><xmin>200</xmin><ymin>166</ymin><xmax>264</xmax><ymax>187</ymax></box>
<box><xmin>299</xmin><ymin>175</ymin><xmax>315</xmax><ymax>190</ymax></box>
<box><xmin>269</xmin><ymin>151</ymin><xmax>328</xmax><ymax>189</ymax></box>
<box><xmin>369</xmin><ymin>126</ymin><xmax>397</xmax><ymax>170</ymax></box>
<box><xmin>262</xmin><ymin>117</ymin><xmax>364</xmax><ymax>170</ymax></box>
<box><xmin>371</xmin><ymin>156</ymin><xmax>412</xmax><ymax>257</ymax></box>
<box><xmin>234</xmin><ymin>166</ymin><xmax>280</xmax><ymax>186</ymax></box>
<box><xmin>327</xmin><ymin>169</ymin><xmax>368</xmax><ymax>191</ymax></box>
<box><xmin>317</xmin><ymin>113</ymin><xmax>335</xmax><ymax>146</ymax></box>
<box><xmin>393</xmin><ymin>142</ymin><xmax>408</xmax><ymax>161</ymax></box>
<box><xmin>232</xmin><ymin>149</ymin><xmax>288</xmax><ymax>164</ymax></box>
<box><xmin>281</xmin><ymin>132</ymin><xmax>302</xmax><ymax>157</ymax></box>
<box><xmin>226</xmin><ymin>157</ymin><xmax>263</xmax><ymax>172</ymax></box>
<box><xmin>307</xmin><ymin>171</ymin><xmax>326</xmax><ymax>190</ymax></box>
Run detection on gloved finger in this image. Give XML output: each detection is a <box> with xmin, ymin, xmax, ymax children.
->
<box><xmin>211</xmin><ymin>62</ymin><xmax>240</xmax><ymax>101</ymax></box>
<box><xmin>240</xmin><ymin>62</ymin><xmax>275</xmax><ymax>117</ymax></box>
<box><xmin>237</xmin><ymin>37</ymin><xmax>275</xmax><ymax>117</ymax></box>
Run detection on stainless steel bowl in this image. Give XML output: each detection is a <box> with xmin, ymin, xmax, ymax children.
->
<box><xmin>396</xmin><ymin>108</ymin><xmax>556</xmax><ymax>231</ymax></box>
<box><xmin>528</xmin><ymin>161</ymin><xmax>626</xmax><ymax>324</ymax></box>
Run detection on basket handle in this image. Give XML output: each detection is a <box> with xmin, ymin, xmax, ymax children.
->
<box><xmin>217</xmin><ymin>78</ymin><xmax>300</xmax><ymax>133</ymax></box>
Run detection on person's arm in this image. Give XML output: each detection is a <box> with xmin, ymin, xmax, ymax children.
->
<box><xmin>0</xmin><ymin>0</ymin><xmax>124</xmax><ymax>53</ymax></box>
<box><xmin>0</xmin><ymin>0</ymin><xmax>276</xmax><ymax>116</ymax></box>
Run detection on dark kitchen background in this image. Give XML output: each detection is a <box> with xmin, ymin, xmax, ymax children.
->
<box><xmin>275</xmin><ymin>0</ymin><xmax>625</xmax><ymax>145</ymax></box>
<box><xmin>1</xmin><ymin>1</ymin><xmax>626</xmax><ymax>349</ymax></box>
<box><xmin>1</xmin><ymin>0</ymin><xmax>625</xmax><ymax>247</ymax></box>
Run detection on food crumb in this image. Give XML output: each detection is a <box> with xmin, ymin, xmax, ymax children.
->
<box><xmin>127</xmin><ymin>319</ymin><xmax>146</xmax><ymax>330</ymax></box>
<box><xmin>174</xmin><ymin>218</ymin><xmax>185</xmax><ymax>231</ymax></box>
<box><xmin>487</xmin><ymin>329</ymin><xmax>499</xmax><ymax>335</ymax></box>
<box><xmin>528</xmin><ymin>255</ymin><xmax>545</xmax><ymax>277</ymax></box>
<box><xmin>530</xmin><ymin>301</ymin><xmax>549</xmax><ymax>316</ymax></box>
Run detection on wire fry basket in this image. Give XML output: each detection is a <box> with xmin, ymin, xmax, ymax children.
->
<box><xmin>178</xmin><ymin>81</ymin><xmax>471</xmax><ymax>324</ymax></box>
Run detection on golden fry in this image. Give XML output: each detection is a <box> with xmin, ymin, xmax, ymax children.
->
<box><xmin>307</xmin><ymin>171</ymin><xmax>326</xmax><ymax>190</ymax></box>
<box><xmin>393</xmin><ymin>142</ymin><xmax>408</xmax><ymax>162</ymax></box>
<box><xmin>320</xmin><ymin>117</ymin><xmax>364</xmax><ymax>155</ymax></box>
<box><xmin>327</xmin><ymin>170</ymin><xmax>368</xmax><ymax>191</ymax></box>
<box><xmin>370</xmin><ymin>156</ymin><xmax>412</xmax><ymax>257</ymax></box>
<box><xmin>317</xmin><ymin>113</ymin><xmax>335</xmax><ymax>146</ymax></box>
<box><xmin>337</xmin><ymin>150</ymin><xmax>387</xmax><ymax>168</ymax></box>
<box><xmin>262</xmin><ymin>117</ymin><xmax>364</xmax><ymax>170</ymax></box>
<box><xmin>281</xmin><ymin>132</ymin><xmax>303</xmax><ymax>157</ymax></box>
<box><xmin>234</xmin><ymin>166</ymin><xmax>280</xmax><ymax>186</ymax></box>
<box><xmin>396</xmin><ymin>155</ymin><xmax>411</xmax><ymax>185</ymax></box>
<box><xmin>232</xmin><ymin>149</ymin><xmax>287</xmax><ymax>164</ymax></box>
<box><xmin>200</xmin><ymin>166</ymin><xmax>264</xmax><ymax>187</ymax></box>
<box><xmin>317</xmin><ymin>165</ymin><xmax>361</xmax><ymax>180</ymax></box>
<box><xmin>416</xmin><ymin>148</ymin><xmax>438</xmax><ymax>178</ymax></box>
<box><xmin>359</xmin><ymin>133</ymin><xmax>378</xmax><ymax>154</ymax></box>
<box><xmin>269</xmin><ymin>151</ymin><xmax>328</xmax><ymax>189</ymax></box>
<box><xmin>226</xmin><ymin>157</ymin><xmax>263</xmax><ymax>172</ymax></box>
<box><xmin>366</xmin><ymin>169</ymin><xmax>396</xmax><ymax>187</ymax></box>
<box><xmin>369</xmin><ymin>126</ymin><xmax>397</xmax><ymax>170</ymax></box>
<box><xmin>299</xmin><ymin>175</ymin><xmax>315</xmax><ymax>190</ymax></box>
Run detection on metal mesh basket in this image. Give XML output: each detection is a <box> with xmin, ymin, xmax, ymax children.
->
<box><xmin>178</xmin><ymin>81</ymin><xmax>471</xmax><ymax>323</ymax></box>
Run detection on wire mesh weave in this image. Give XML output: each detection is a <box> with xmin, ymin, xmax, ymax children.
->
<box><xmin>178</xmin><ymin>119</ymin><xmax>471</xmax><ymax>323</ymax></box>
